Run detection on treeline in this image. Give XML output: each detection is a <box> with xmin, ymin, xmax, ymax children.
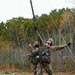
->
<box><xmin>0</xmin><ymin>8</ymin><xmax>75</xmax><ymax>72</ymax></box>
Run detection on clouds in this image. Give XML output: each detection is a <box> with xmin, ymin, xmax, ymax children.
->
<box><xmin>0</xmin><ymin>0</ymin><xmax>74</xmax><ymax>22</ymax></box>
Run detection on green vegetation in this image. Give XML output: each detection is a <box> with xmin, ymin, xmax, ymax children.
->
<box><xmin>0</xmin><ymin>8</ymin><xmax>75</xmax><ymax>72</ymax></box>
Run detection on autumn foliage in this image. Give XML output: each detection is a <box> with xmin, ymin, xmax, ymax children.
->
<box><xmin>0</xmin><ymin>8</ymin><xmax>75</xmax><ymax>72</ymax></box>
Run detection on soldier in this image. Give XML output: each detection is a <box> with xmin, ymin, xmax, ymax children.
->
<box><xmin>27</xmin><ymin>41</ymin><xmax>42</xmax><ymax>75</ymax></box>
<box><xmin>40</xmin><ymin>38</ymin><xmax>71</xmax><ymax>75</ymax></box>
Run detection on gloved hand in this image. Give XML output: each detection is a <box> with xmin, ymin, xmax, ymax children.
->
<box><xmin>67</xmin><ymin>43</ymin><xmax>71</xmax><ymax>46</ymax></box>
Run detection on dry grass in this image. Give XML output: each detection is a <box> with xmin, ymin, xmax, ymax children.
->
<box><xmin>0</xmin><ymin>65</ymin><xmax>75</xmax><ymax>75</ymax></box>
<box><xmin>0</xmin><ymin>72</ymin><xmax>75</xmax><ymax>75</ymax></box>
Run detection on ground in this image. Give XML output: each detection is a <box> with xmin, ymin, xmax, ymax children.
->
<box><xmin>0</xmin><ymin>72</ymin><xmax>75</xmax><ymax>75</ymax></box>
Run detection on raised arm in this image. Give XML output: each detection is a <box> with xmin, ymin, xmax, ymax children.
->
<box><xmin>50</xmin><ymin>43</ymin><xmax>71</xmax><ymax>52</ymax></box>
<box><xmin>28</xmin><ymin>44</ymin><xmax>34</xmax><ymax>54</ymax></box>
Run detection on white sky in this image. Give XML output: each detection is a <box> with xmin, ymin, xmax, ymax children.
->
<box><xmin>0</xmin><ymin>0</ymin><xmax>74</xmax><ymax>23</ymax></box>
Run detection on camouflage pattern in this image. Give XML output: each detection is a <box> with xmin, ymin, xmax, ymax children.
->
<box><xmin>42</xmin><ymin>63</ymin><xmax>53</xmax><ymax>75</ymax></box>
<box><xmin>36</xmin><ymin>63</ymin><xmax>42</xmax><ymax>75</ymax></box>
<box><xmin>50</xmin><ymin>44</ymin><xmax>68</xmax><ymax>52</ymax></box>
<box><xmin>33</xmin><ymin>63</ymin><xmax>42</xmax><ymax>75</ymax></box>
<box><xmin>29</xmin><ymin>43</ymin><xmax>68</xmax><ymax>75</ymax></box>
<box><xmin>35</xmin><ymin>63</ymin><xmax>53</xmax><ymax>75</ymax></box>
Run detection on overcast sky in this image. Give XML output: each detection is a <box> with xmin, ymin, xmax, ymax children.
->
<box><xmin>0</xmin><ymin>0</ymin><xmax>74</xmax><ymax>23</ymax></box>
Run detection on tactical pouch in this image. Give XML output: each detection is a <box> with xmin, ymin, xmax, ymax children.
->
<box><xmin>29</xmin><ymin>55</ymin><xmax>38</xmax><ymax>65</ymax></box>
<box><xmin>41</xmin><ymin>51</ymin><xmax>50</xmax><ymax>64</ymax></box>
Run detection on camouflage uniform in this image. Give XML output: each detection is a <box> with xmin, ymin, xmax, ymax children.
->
<box><xmin>28</xmin><ymin>41</ymin><xmax>43</xmax><ymax>75</ymax></box>
<box><xmin>40</xmin><ymin>43</ymin><xmax>69</xmax><ymax>75</ymax></box>
<box><xmin>34</xmin><ymin>63</ymin><xmax>42</xmax><ymax>75</ymax></box>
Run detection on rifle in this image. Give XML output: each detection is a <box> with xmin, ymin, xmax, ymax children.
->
<box><xmin>30</xmin><ymin>0</ymin><xmax>43</xmax><ymax>75</ymax></box>
<box><xmin>30</xmin><ymin>0</ymin><xmax>45</xmax><ymax>46</ymax></box>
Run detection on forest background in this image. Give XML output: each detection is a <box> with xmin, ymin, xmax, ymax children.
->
<box><xmin>0</xmin><ymin>8</ymin><xmax>75</xmax><ymax>73</ymax></box>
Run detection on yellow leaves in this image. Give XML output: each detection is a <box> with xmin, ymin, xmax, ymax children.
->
<box><xmin>60</xmin><ymin>11</ymin><xmax>74</xmax><ymax>27</ymax></box>
<box><xmin>0</xmin><ymin>36</ymin><xmax>10</xmax><ymax>52</ymax></box>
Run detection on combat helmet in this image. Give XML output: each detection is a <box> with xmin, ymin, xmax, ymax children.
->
<box><xmin>33</xmin><ymin>41</ymin><xmax>39</xmax><ymax>47</ymax></box>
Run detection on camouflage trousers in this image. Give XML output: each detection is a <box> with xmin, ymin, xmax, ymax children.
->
<box><xmin>33</xmin><ymin>63</ymin><xmax>53</xmax><ymax>75</ymax></box>
<box><xmin>33</xmin><ymin>63</ymin><xmax>42</xmax><ymax>75</ymax></box>
<box><xmin>42</xmin><ymin>63</ymin><xmax>53</xmax><ymax>75</ymax></box>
